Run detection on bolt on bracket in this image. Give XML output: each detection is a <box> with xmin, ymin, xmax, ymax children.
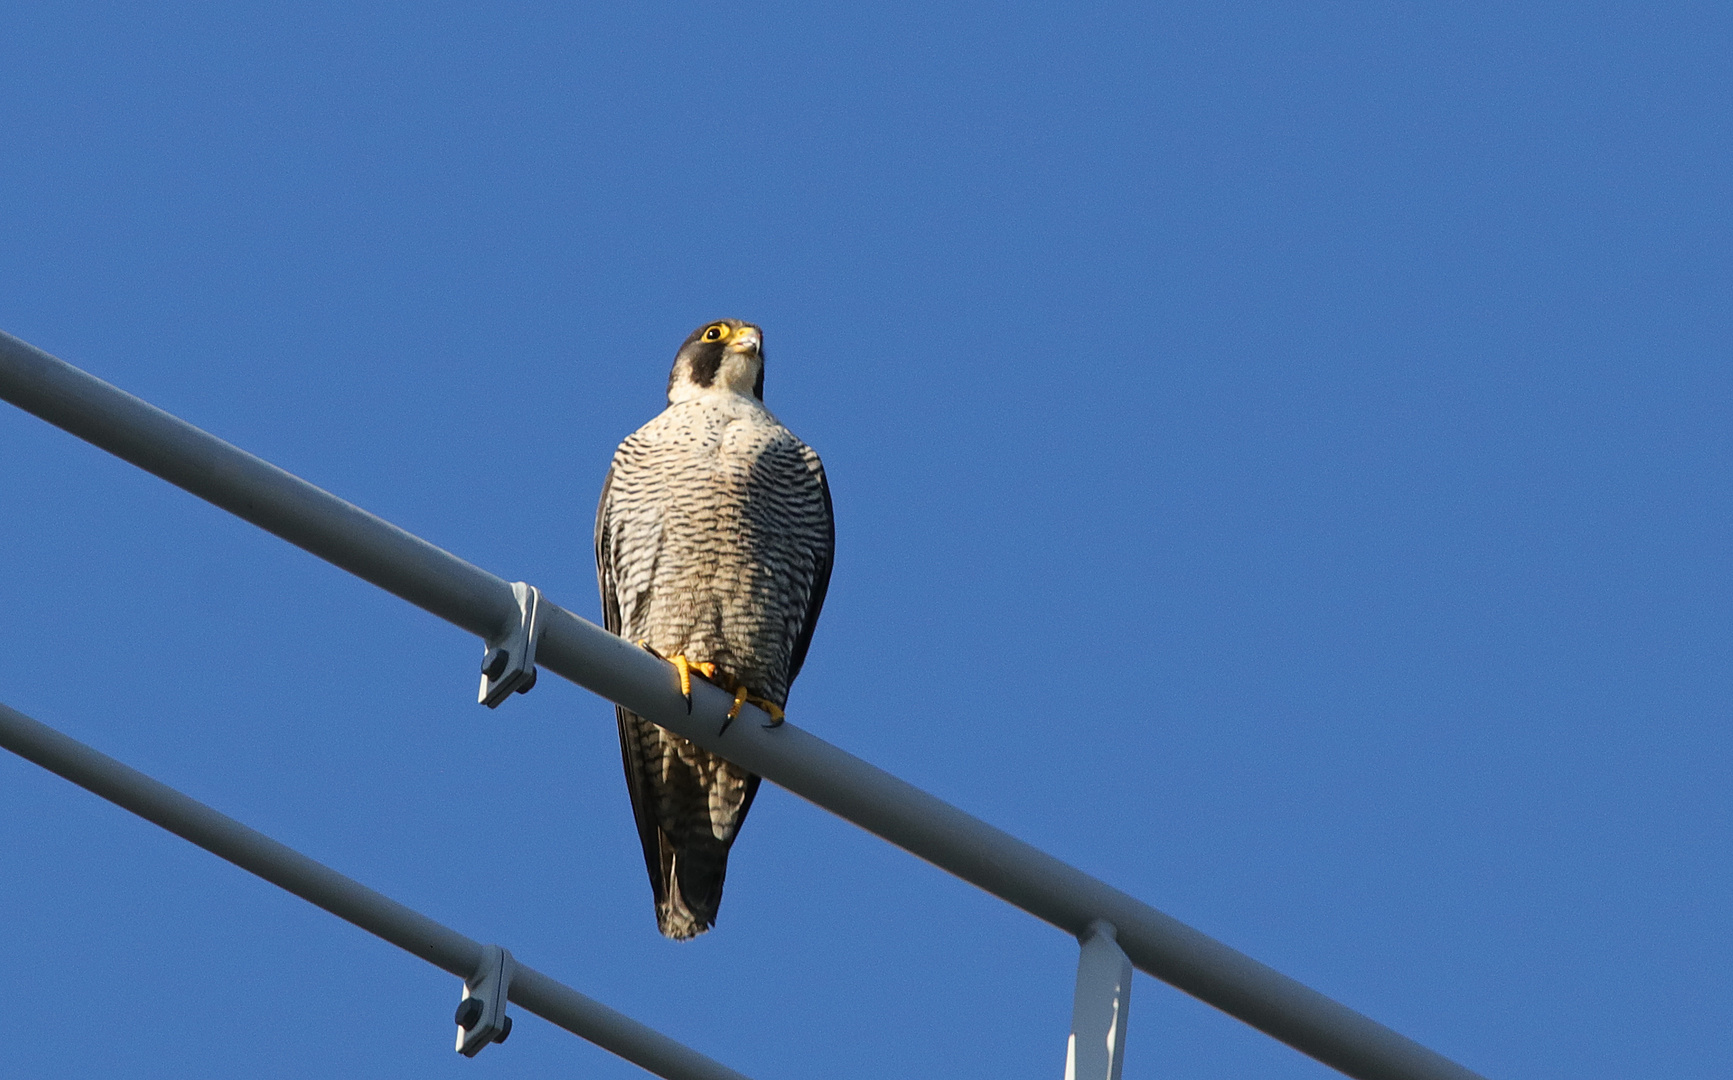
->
<box><xmin>478</xmin><ymin>582</ymin><xmax>544</xmax><ymax>708</ymax></box>
<box><xmin>455</xmin><ymin>943</ymin><xmax>515</xmax><ymax>1056</ymax></box>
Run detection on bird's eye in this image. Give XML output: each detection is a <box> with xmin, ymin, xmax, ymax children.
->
<box><xmin>702</xmin><ymin>324</ymin><xmax>730</xmax><ymax>343</ymax></box>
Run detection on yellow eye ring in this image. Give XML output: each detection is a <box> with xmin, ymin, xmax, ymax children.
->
<box><xmin>701</xmin><ymin>323</ymin><xmax>731</xmax><ymax>343</ymax></box>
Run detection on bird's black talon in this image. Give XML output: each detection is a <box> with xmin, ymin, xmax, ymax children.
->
<box><xmin>717</xmin><ymin>712</ymin><xmax>736</xmax><ymax>736</ymax></box>
<box><xmin>761</xmin><ymin>717</ymin><xmax>784</xmax><ymax>729</ymax></box>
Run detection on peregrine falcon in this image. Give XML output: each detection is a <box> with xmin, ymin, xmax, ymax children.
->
<box><xmin>595</xmin><ymin>319</ymin><xmax>834</xmax><ymax>940</ymax></box>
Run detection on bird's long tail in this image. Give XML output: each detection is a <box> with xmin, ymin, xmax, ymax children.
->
<box><xmin>656</xmin><ymin>831</ymin><xmax>733</xmax><ymax>940</ymax></box>
<box><xmin>617</xmin><ymin>707</ymin><xmax>762</xmax><ymax>940</ymax></box>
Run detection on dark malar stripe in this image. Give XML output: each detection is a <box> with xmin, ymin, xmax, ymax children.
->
<box><xmin>686</xmin><ymin>341</ymin><xmax>725</xmax><ymax>388</ymax></box>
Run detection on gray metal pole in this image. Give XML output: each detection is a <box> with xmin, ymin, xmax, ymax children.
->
<box><xmin>0</xmin><ymin>699</ymin><xmax>751</xmax><ymax>1080</ymax></box>
<box><xmin>1067</xmin><ymin>921</ymin><xmax>1133</xmax><ymax>1080</ymax></box>
<box><xmin>0</xmin><ymin>329</ymin><xmax>1490</xmax><ymax>1080</ymax></box>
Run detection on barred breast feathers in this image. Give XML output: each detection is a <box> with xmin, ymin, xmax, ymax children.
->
<box><xmin>598</xmin><ymin>394</ymin><xmax>832</xmax><ymax>705</ymax></box>
<box><xmin>596</xmin><ymin>374</ymin><xmax>833</xmax><ymax>940</ymax></box>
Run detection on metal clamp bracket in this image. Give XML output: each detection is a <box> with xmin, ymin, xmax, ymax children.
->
<box><xmin>478</xmin><ymin>582</ymin><xmax>544</xmax><ymax>708</ymax></box>
<box><xmin>454</xmin><ymin>943</ymin><xmax>515</xmax><ymax>1056</ymax></box>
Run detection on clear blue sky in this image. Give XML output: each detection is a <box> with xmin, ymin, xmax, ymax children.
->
<box><xmin>1</xmin><ymin>4</ymin><xmax>1728</xmax><ymax>1078</ymax></box>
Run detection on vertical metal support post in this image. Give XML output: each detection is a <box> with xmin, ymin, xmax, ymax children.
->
<box><xmin>1066</xmin><ymin>920</ymin><xmax>1133</xmax><ymax>1080</ymax></box>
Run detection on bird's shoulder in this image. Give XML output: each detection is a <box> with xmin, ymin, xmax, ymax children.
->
<box><xmin>613</xmin><ymin>394</ymin><xmax>816</xmax><ymax>466</ymax></box>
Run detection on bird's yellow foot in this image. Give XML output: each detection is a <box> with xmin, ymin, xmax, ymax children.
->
<box><xmin>637</xmin><ymin>641</ymin><xmax>717</xmax><ymax>714</ymax></box>
<box><xmin>720</xmin><ymin>686</ymin><xmax>786</xmax><ymax>735</ymax></box>
<box><xmin>671</xmin><ymin>655</ymin><xmax>719</xmax><ymax>708</ymax></box>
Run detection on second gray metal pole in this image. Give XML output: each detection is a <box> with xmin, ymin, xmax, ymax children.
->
<box><xmin>0</xmin><ymin>700</ymin><xmax>751</xmax><ymax>1080</ymax></box>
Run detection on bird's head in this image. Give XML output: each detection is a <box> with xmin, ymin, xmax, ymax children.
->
<box><xmin>667</xmin><ymin>319</ymin><xmax>765</xmax><ymax>404</ymax></box>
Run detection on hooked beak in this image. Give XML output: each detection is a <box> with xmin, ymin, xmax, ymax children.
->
<box><xmin>726</xmin><ymin>325</ymin><xmax>762</xmax><ymax>355</ymax></box>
